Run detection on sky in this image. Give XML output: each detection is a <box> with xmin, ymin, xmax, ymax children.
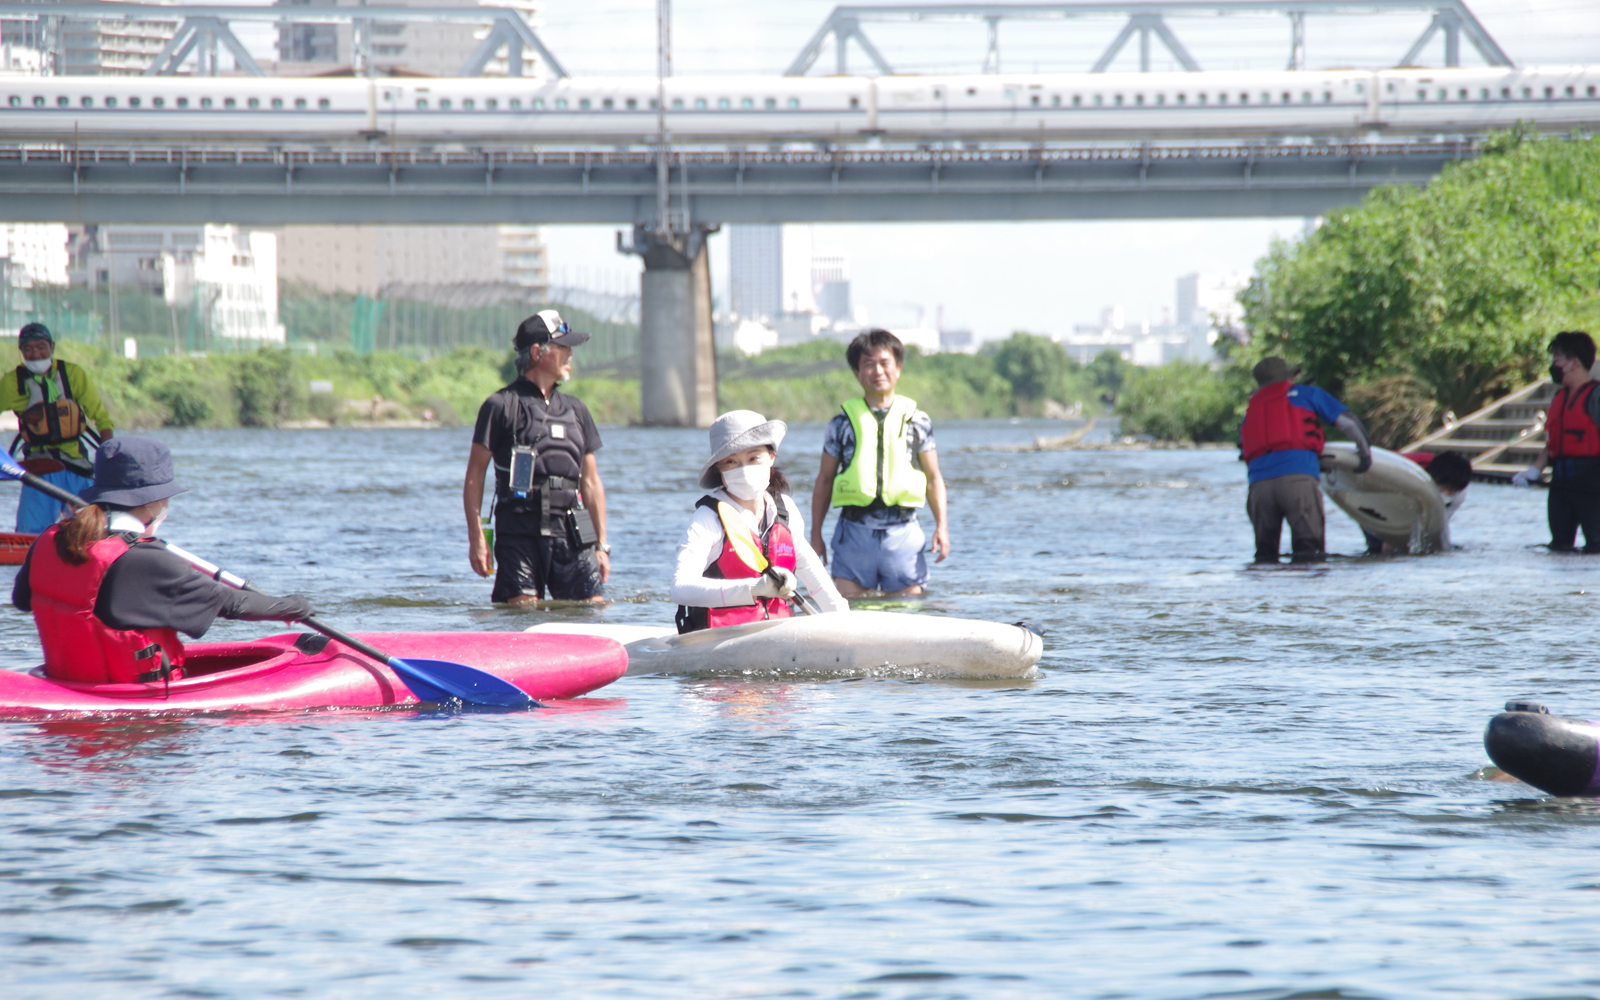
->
<box><xmin>521</xmin><ymin>0</ymin><xmax>1600</xmax><ymax>340</ymax></box>
<box><xmin>217</xmin><ymin>0</ymin><xmax>1600</xmax><ymax>340</ymax></box>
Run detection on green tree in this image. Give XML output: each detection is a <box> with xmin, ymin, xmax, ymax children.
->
<box><xmin>1115</xmin><ymin>361</ymin><xmax>1250</xmax><ymax>443</ymax></box>
<box><xmin>1087</xmin><ymin>349</ymin><xmax>1131</xmax><ymax>397</ymax></box>
<box><xmin>232</xmin><ymin>348</ymin><xmax>296</xmax><ymax>427</ymax></box>
<box><xmin>988</xmin><ymin>332</ymin><xmax>1076</xmax><ymax>404</ymax></box>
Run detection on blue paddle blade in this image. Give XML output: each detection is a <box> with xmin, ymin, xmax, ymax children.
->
<box><xmin>388</xmin><ymin>657</ymin><xmax>538</xmax><ymax>710</ymax></box>
<box><xmin>0</xmin><ymin>453</ymin><xmax>25</xmax><ymax>481</ymax></box>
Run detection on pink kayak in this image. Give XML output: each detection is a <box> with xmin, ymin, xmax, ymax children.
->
<box><xmin>0</xmin><ymin>631</ymin><xmax>628</xmax><ymax>717</ymax></box>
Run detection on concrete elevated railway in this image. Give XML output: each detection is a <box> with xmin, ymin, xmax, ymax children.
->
<box><xmin>3</xmin><ymin>67</ymin><xmax>1599</xmax><ymax>144</ymax></box>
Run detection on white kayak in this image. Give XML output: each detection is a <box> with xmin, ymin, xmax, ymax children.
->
<box><xmin>526</xmin><ymin>611</ymin><xmax>1043</xmax><ymax>679</ymax></box>
<box><xmin>1320</xmin><ymin>442</ymin><xmax>1448</xmax><ymax>553</ymax></box>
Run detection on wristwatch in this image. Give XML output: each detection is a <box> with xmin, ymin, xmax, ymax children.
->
<box><xmin>597</xmin><ymin>543</ymin><xmax>611</xmax><ymax>554</ymax></box>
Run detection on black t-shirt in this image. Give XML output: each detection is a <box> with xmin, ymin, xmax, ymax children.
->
<box><xmin>472</xmin><ymin>379</ymin><xmax>601</xmax><ymax>510</ymax></box>
<box><xmin>13</xmin><ymin>537</ymin><xmax>308</xmax><ymax>638</ymax></box>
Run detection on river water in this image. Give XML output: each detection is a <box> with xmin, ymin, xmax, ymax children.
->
<box><xmin>2</xmin><ymin>421</ymin><xmax>1598</xmax><ymax>999</ymax></box>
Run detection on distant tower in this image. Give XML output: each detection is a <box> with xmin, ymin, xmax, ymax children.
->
<box><xmin>728</xmin><ymin>225</ymin><xmax>782</xmax><ymax>322</ymax></box>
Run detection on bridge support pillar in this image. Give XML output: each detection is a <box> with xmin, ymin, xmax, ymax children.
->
<box><xmin>620</xmin><ymin>224</ymin><xmax>719</xmax><ymax>427</ymax></box>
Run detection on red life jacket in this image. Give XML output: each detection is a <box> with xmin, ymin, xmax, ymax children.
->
<box><xmin>1545</xmin><ymin>382</ymin><xmax>1600</xmax><ymax>459</ymax></box>
<box><xmin>676</xmin><ymin>494</ymin><xmax>798</xmax><ymax>634</ymax></box>
<box><xmin>27</xmin><ymin>525</ymin><xmax>186</xmax><ymax>684</ymax></box>
<box><xmin>1240</xmin><ymin>381</ymin><xmax>1326</xmax><ymax>462</ymax></box>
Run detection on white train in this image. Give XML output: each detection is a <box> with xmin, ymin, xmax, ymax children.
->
<box><xmin>2</xmin><ymin>67</ymin><xmax>1598</xmax><ymax>144</ymax></box>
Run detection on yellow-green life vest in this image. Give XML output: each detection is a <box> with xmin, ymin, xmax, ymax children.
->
<box><xmin>830</xmin><ymin>396</ymin><xmax>927</xmax><ymax>509</ymax></box>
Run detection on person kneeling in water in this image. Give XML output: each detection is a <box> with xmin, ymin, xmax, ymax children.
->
<box><xmin>11</xmin><ymin>437</ymin><xmax>313</xmax><ymax>684</ymax></box>
<box><xmin>672</xmin><ymin>411</ymin><xmax>848</xmax><ymax>633</ymax></box>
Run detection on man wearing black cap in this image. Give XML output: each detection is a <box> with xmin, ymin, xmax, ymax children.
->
<box><xmin>463</xmin><ymin>310</ymin><xmax>609</xmax><ymax>605</ymax></box>
<box><xmin>1239</xmin><ymin>355</ymin><xmax>1371</xmax><ymax>564</ymax></box>
<box><xmin>0</xmin><ymin>322</ymin><xmax>115</xmax><ymax>533</ymax></box>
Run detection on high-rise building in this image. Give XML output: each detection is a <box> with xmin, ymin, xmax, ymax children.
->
<box><xmin>58</xmin><ymin>12</ymin><xmax>178</xmax><ymax>76</ymax></box>
<box><xmin>163</xmin><ymin>227</ymin><xmax>284</xmax><ymax>343</ymax></box>
<box><xmin>728</xmin><ymin>225</ymin><xmax>782</xmax><ymax>323</ymax></box>
<box><xmin>274</xmin><ymin>225</ymin><xmax>548</xmax><ymax>295</ymax></box>
<box><xmin>812</xmin><ymin>255</ymin><xmax>851</xmax><ymax>323</ymax></box>
<box><xmin>274</xmin><ymin>0</ymin><xmax>541</xmax><ymax>77</ymax></box>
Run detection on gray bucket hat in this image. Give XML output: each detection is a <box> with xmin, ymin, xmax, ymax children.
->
<box><xmin>81</xmin><ymin>436</ymin><xmax>188</xmax><ymax>507</ymax></box>
<box><xmin>699</xmin><ymin>410</ymin><xmax>787</xmax><ymax>489</ymax></box>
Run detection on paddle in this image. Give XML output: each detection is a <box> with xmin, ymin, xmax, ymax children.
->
<box><xmin>0</xmin><ymin>454</ymin><xmax>537</xmax><ymax>710</ymax></box>
<box><xmin>764</xmin><ymin>567</ymin><xmax>822</xmax><ymax>616</ymax></box>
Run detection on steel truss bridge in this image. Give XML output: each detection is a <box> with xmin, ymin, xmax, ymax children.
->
<box><xmin>0</xmin><ymin>139</ymin><xmax>1474</xmax><ymax>225</ymax></box>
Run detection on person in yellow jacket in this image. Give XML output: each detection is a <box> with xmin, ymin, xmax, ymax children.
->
<box><xmin>809</xmin><ymin>328</ymin><xmax>949</xmax><ymax>598</ymax></box>
<box><xmin>0</xmin><ymin>323</ymin><xmax>114</xmax><ymax>532</ymax></box>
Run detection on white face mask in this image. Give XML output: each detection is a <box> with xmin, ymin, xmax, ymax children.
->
<box><xmin>722</xmin><ymin>463</ymin><xmax>771</xmax><ymax>501</ymax></box>
<box><xmin>23</xmin><ymin>358</ymin><xmax>52</xmax><ymax>375</ymax></box>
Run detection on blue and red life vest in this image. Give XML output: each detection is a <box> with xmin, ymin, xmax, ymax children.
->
<box><xmin>27</xmin><ymin>525</ymin><xmax>185</xmax><ymax>684</ymax></box>
<box><xmin>1546</xmin><ymin>382</ymin><xmax>1600</xmax><ymax>460</ymax></box>
<box><xmin>675</xmin><ymin>495</ymin><xmax>797</xmax><ymax>634</ymax></box>
<box><xmin>1241</xmin><ymin>381</ymin><xmax>1326</xmax><ymax>462</ymax></box>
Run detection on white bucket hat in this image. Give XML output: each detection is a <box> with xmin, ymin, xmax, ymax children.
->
<box><xmin>699</xmin><ymin>410</ymin><xmax>787</xmax><ymax>489</ymax></box>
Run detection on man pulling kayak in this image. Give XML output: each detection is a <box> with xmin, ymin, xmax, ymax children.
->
<box><xmin>11</xmin><ymin>437</ymin><xmax>313</xmax><ymax>684</ymax></box>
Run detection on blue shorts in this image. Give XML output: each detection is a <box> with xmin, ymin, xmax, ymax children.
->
<box><xmin>16</xmin><ymin>468</ymin><xmax>91</xmax><ymax>533</ymax></box>
<box><xmin>830</xmin><ymin>515</ymin><xmax>928</xmax><ymax>592</ymax></box>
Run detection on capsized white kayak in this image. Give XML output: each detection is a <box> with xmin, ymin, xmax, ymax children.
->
<box><xmin>1320</xmin><ymin>442</ymin><xmax>1448</xmax><ymax>553</ymax></box>
<box><xmin>526</xmin><ymin>611</ymin><xmax>1043</xmax><ymax>679</ymax></box>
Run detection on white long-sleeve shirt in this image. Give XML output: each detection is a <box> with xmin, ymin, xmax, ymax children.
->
<box><xmin>671</xmin><ymin>489</ymin><xmax>849</xmax><ymax>613</ymax></box>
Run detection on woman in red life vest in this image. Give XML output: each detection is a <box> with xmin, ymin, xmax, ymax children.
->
<box><xmin>672</xmin><ymin>410</ymin><xmax>849</xmax><ymax>633</ymax></box>
<box><xmin>1513</xmin><ymin>331</ymin><xmax>1600</xmax><ymax>551</ymax></box>
<box><xmin>11</xmin><ymin>436</ymin><xmax>313</xmax><ymax>684</ymax></box>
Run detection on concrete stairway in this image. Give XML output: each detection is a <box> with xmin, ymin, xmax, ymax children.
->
<box><xmin>1402</xmin><ymin>382</ymin><xmax>1553</xmax><ymax>482</ymax></box>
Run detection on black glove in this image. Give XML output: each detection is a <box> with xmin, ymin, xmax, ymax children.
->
<box><xmin>225</xmin><ymin>589</ymin><xmax>314</xmax><ymax>622</ymax></box>
<box><xmin>1354</xmin><ymin>451</ymin><xmax>1373</xmax><ymax>474</ymax></box>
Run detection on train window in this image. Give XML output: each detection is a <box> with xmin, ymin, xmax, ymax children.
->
<box><xmin>1501</xmin><ymin>88</ymin><xmax>1510</xmax><ymax>98</ymax></box>
<box><xmin>1113</xmin><ymin>94</ymin><xmax>1123</xmax><ymax>106</ymax></box>
<box><xmin>1590</xmin><ymin>86</ymin><xmax>1597</xmax><ymax>97</ymax></box>
<box><xmin>649</xmin><ymin>97</ymin><xmax>658</xmax><ymax>109</ymax></box>
<box><xmin>319</xmin><ymin>98</ymin><xmax>330</xmax><ymax>110</ymax></box>
<box><xmin>532</xmin><ymin>98</ymin><xmax>544</xmax><ymax>109</ymax></box>
<box><xmin>1301</xmin><ymin>92</ymin><xmax>1310</xmax><ymax>103</ymax></box>
<box><xmin>1416</xmin><ymin>89</ymin><xmax>1426</xmax><ymax>100</ymax></box>
<box><xmin>672</xmin><ymin>98</ymin><xmax>683</xmax><ymax>109</ymax></box>
<box><xmin>81</xmin><ymin>96</ymin><xmax>92</xmax><ymax>107</ymax></box>
<box><xmin>485</xmin><ymin>98</ymin><xmax>496</xmax><ymax>110</ymax></box>
<box><xmin>1386</xmin><ymin>82</ymin><xmax>1395</xmax><ymax>94</ymax></box>
<box><xmin>1003</xmin><ymin>88</ymin><xmax>1014</xmax><ymax>100</ymax></box>
<box><xmin>601</xmin><ymin>98</ymin><xmax>612</xmax><ymax>110</ymax></box>
<box><xmin>966</xmin><ymin>87</ymin><xmax>976</xmax><ymax>96</ymax></box>
<box><xmin>694</xmin><ymin>97</ymin><xmax>707</xmax><ymax>109</ymax></box>
<box><xmin>416</xmin><ymin>98</ymin><xmax>428</xmax><ymax>109</ymax></box>
<box><xmin>1072</xmin><ymin>94</ymin><xmax>1082</xmax><ymax>107</ymax></box>
<box><xmin>555</xmin><ymin>98</ymin><xmax>567</xmax><ymax>109</ymax></box>
<box><xmin>1217</xmin><ymin>92</ymin><xmax>1226</xmax><ymax>104</ymax></box>
<box><xmin>1523</xmin><ymin>87</ymin><xmax>1532</xmax><ymax>98</ymax></box>
<box><xmin>1544</xmin><ymin>87</ymin><xmax>1554</xmax><ymax>98</ymax></box>
<box><xmin>201</xmin><ymin>98</ymin><xmax>212</xmax><ymax>108</ymax></box>
<box><xmin>510</xmin><ymin>98</ymin><xmax>521</xmax><ymax>109</ymax></box>
<box><xmin>1261</xmin><ymin>93</ymin><xmax>1271</xmax><ymax>103</ymax></box>
<box><xmin>1566</xmin><ymin>86</ymin><xmax>1575</xmax><ymax>98</ymax></box>
<box><xmin>441</xmin><ymin>98</ymin><xmax>453</xmax><ymax>110</ymax></box>
<box><xmin>1322</xmin><ymin>91</ymin><xmax>1332</xmax><ymax>103</ymax></box>
<box><xmin>106</xmin><ymin>97</ymin><xmax>117</xmax><ymax>108</ymax></box>
<box><xmin>764</xmin><ymin>97</ymin><xmax>775</xmax><ymax>109</ymax></box>
<box><xmin>741</xmin><ymin>97</ymin><xmax>753</xmax><ymax>109</ymax></box>
<box><xmin>1198</xmin><ymin>93</ymin><xmax>1207</xmax><ymax>105</ymax></box>
<box><xmin>787</xmin><ymin>97</ymin><xmax>799</xmax><ymax>109</ymax></box>
<box><xmin>7</xmin><ymin>96</ymin><xmax>17</xmax><ymax>107</ymax></box>
<box><xmin>1238</xmin><ymin>93</ymin><xmax>1247</xmax><ymax>104</ymax></box>
<box><xmin>57</xmin><ymin>96</ymin><xmax>69</xmax><ymax>107</ymax></box>
<box><xmin>1051</xmin><ymin>94</ymin><xmax>1060</xmax><ymax>107</ymax></box>
<box><xmin>717</xmin><ymin>97</ymin><xmax>730</xmax><ymax>109</ymax></box>
<box><xmin>1030</xmin><ymin>94</ymin><xmax>1040</xmax><ymax>107</ymax></box>
<box><xmin>1458</xmin><ymin>89</ymin><xmax>1467</xmax><ymax>99</ymax></box>
<box><xmin>627</xmin><ymin>97</ymin><xmax>639</xmax><ymax>110</ymax></box>
<box><xmin>576</xmin><ymin>98</ymin><xmax>587</xmax><ymax>110</ymax></box>
<box><xmin>848</xmin><ymin>96</ymin><xmax>859</xmax><ymax>110</ymax></box>
<box><xmin>294</xmin><ymin>98</ymin><xmax>306</xmax><ymax>109</ymax></box>
<box><xmin>1355</xmin><ymin>83</ymin><xmax>1364</xmax><ymax>95</ymax></box>
<box><xmin>463</xmin><ymin>99</ymin><xmax>475</xmax><ymax>110</ymax></box>
<box><xmin>226</xmin><ymin>97</ymin><xmax>238</xmax><ymax>108</ymax></box>
<box><xmin>1479</xmin><ymin>89</ymin><xmax>1488</xmax><ymax>99</ymax></box>
<box><xmin>1280</xmin><ymin>92</ymin><xmax>1290</xmax><ymax>104</ymax></box>
<box><xmin>933</xmin><ymin>88</ymin><xmax>943</xmax><ymax>99</ymax></box>
<box><xmin>1133</xmin><ymin>93</ymin><xmax>1145</xmax><ymax>106</ymax></box>
<box><xmin>1175</xmin><ymin>93</ymin><xmax>1185</xmax><ymax>105</ymax></box>
<box><xmin>31</xmin><ymin>95</ymin><xmax>43</xmax><ymax>107</ymax></box>
<box><xmin>1153</xmin><ymin>94</ymin><xmax>1162</xmax><ymax>106</ymax></box>
<box><xmin>1437</xmin><ymin>89</ymin><xmax>1446</xmax><ymax>100</ymax></box>
<box><xmin>1092</xmin><ymin>94</ymin><xmax>1102</xmax><ymax>106</ymax></box>
<box><xmin>271</xmin><ymin>98</ymin><xmax>282</xmax><ymax>109</ymax></box>
<box><xmin>176</xmin><ymin>97</ymin><xmax>187</xmax><ymax>108</ymax></box>
<box><xmin>129</xmin><ymin>97</ymin><xmax>141</xmax><ymax>108</ymax></box>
